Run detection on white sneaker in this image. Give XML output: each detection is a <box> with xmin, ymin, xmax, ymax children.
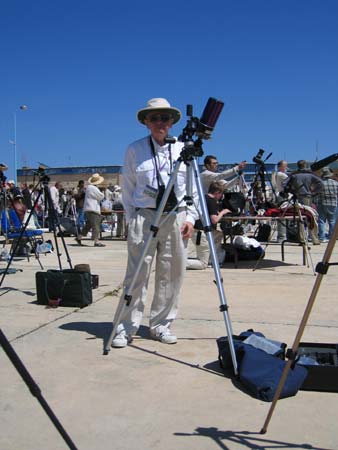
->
<box><xmin>111</xmin><ymin>330</ymin><xmax>132</xmax><ymax>348</ymax></box>
<box><xmin>151</xmin><ymin>329</ymin><xmax>177</xmax><ymax>344</ymax></box>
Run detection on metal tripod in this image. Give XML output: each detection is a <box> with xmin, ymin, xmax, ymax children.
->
<box><xmin>104</xmin><ymin>143</ymin><xmax>238</xmax><ymax>375</ymax></box>
<box><xmin>246</xmin><ymin>157</ymin><xmax>277</xmax><ymax>213</ymax></box>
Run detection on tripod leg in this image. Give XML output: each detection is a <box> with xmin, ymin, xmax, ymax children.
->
<box><xmin>191</xmin><ymin>159</ymin><xmax>238</xmax><ymax>376</ymax></box>
<box><xmin>261</xmin><ymin>217</ymin><xmax>338</xmax><ymax>434</ymax></box>
<box><xmin>44</xmin><ymin>184</ymin><xmax>73</xmax><ymax>270</ymax></box>
<box><xmin>0</xmin><ymin>329</ymin><xmax>78</xmax><ymax>449</ymax></box>
<box><xmin>295</xmin><ymin>203</ymin><xmax>315</xmax><ymax>274</ymax></box>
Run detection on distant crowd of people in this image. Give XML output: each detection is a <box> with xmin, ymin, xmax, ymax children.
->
<box><xmin>1</xmin><ymin>155</ymin><xmax>337</xmax><ymax>256</ymax></box>
<box><xmin>185</xmin><ymin>156</ymin><xmax>338</xmax><ymax>269</ymax></box>
<box><xmin>0</xmin><ymin>162</ymin><xmax>124</xmax><ymax>246</ymax></box>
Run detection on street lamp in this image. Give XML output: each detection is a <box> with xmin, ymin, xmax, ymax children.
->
<box><xmin>10</xmin><ymin>105</ymin><xmax>28</xmax><ymax>185</ymax></box>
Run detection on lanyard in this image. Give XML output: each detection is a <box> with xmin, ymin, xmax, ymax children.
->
<box><xmin>149</xmin><ymin>136</ymin><xmax>173</xmax><ymax>187</ymax></box>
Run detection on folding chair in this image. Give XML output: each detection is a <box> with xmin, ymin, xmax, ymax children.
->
<box><xmin>1</xmin><ymin>209</ymin><xmax>44</xmax><ymax>268</ymax></box>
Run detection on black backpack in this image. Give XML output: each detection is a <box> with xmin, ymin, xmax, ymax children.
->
<box><xmin>254</xmin><ymin>224</ymin><xmax>271</xmax><ymax>242</ymax></box>
<box><xmin>222</xmin><ymin>192</ymin><xmax>246</xmax><ymax>215</ymax></box>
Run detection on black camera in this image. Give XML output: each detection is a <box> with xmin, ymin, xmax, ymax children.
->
<box><xmin>156</xmin><ymin>185</ymin><xmax>178</xmax><ymax>213</ymax></box>
<box><xmin>33</xmin><ymin>165</ymin><xmax>50</xmax><ymax>183</ymax></box>
<box><xmin>253</xmin><ymin>149</ymin><xmax>265</xmax><ymax>165</ymax></box>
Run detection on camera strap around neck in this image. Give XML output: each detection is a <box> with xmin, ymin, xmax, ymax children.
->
<box><xmin>149</xmin><ymin>136</ymin><xmax>173</xmax><ymax>187</ymax></box>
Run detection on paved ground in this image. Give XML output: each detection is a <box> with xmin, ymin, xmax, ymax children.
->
<box><xmin>0</xmin><ymin>232</ymin><xmax>337</xmax><ymax>450</ymax></box>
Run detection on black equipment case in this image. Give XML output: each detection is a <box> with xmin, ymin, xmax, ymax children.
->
<box><xmin>297</xmin><ymin>342</ymin><xmax>338</xmax><ymax>392</ymax></box>
<box><xmin>58</xmin><ymin>217</ymin><xmax>78</xmax><ymax>237</ymax></box>
<box><xmin>36</xmin><ymin>269</ymin><xmax>92</xmax><ymax>307</ymax></box>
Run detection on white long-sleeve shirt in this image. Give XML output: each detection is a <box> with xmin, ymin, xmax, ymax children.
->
<box><xmin>200</xmin><ymin>166</ymin><xmax>239</xmax><ymax>193</ymax></box>
<box><xmin>49</xmin><ymin>185</ymin><xmax>61</xmax><ymax>213</ymax></box>
<box><xmin>122</xmin><ymin>135</ymin><xmax>198</xmax><ymax>224</ymax></box>
<box><xmin>83</xmin><ymin>184</ymin><xmax>104</xmax><ymax>214</ymax></box>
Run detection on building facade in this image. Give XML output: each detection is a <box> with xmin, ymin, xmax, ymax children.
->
<box><xmin>18</xmin><ymin>165</ymin><xmax>123</xmax><ymax>190</ymax></box>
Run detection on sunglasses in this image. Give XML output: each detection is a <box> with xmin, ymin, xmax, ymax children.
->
<box><xmin>148</xmin><ymin>114</ymin><xmax>172</xmax><ymax>123</ymax></box>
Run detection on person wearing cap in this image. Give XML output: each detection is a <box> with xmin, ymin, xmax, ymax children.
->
<box><xmin>200</xmin><ymin>155</ymin><xmax>247</xmax><ymax>193</ymax></box>
<box><xmin>111</xmin><ymin>98</ymin><xmax>198</xmax><ymax>348</ymax></box>
<box><xmin>314</xmin><ymin>167</ymin><xmax>338</xmax><ymax>242</ymax></box>
<box><xmin>76</xmin><ymin>173</ymin><xmax>105</xmax><ymax>247</ymax></box>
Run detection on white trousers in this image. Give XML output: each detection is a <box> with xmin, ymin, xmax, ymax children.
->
<box><xmin>186</xmin><ymin>229</ymin><xmax>224</xmax><ymax>270</ymax></box>
<box><xmin>186</xmin><ymin>230</ymin><xmax>209</xmax><ymax>269</ymax></box>
<box><xmin>115</xmin><ymin>208</ymin><xmax>187</xmax><ymax>336</ymax></box>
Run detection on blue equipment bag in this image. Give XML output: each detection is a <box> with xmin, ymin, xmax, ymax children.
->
<box><xmin>217</xmin><ymin>330</ymin><xmax>286</xmax><ymax>373</ymax></box>
<box><xmin>239</xmin><ymin>344</ymin><xmax>308</xmax><ymax>402</ymax></box>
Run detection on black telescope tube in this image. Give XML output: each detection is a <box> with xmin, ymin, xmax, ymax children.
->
<box><xmin>199</xmin><ymin>97</ymin><xmax>224</xmax><ymax>129</ymax></box>
<box><xmin>310</xmin><ymin>154</ymin><xmax>338</xmax><ymax>172</ymax></box>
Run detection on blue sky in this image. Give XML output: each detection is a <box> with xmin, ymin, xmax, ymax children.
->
<box><xmin>1</xmin><ymin>0</ymin><xmax>338</xmax><ymax>180</ymax></box>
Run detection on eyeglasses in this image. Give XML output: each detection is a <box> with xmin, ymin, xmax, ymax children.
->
<box><xmin>148</xmin><ymin>114</ymin><xmax>172</xmax><ymax>123</ymax></box>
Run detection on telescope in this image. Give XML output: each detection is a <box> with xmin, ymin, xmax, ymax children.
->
<box><xmin>310</xmin><ymin>154</ymin><xmax>338</xmax><ymax>172</ymax></box>
<box><xmin>178</xmin><ymin>97</ymin><xmax>224</xmax><ymax>159</ymax></box>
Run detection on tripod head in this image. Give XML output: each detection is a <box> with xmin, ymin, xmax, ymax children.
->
<box><xmin>252</xmin><ymin>148</ymin><xmax>273</xmax><ymax>168</ymax></box>
<box><xmin>177</xmin><ymin>97</ymin><xmax>224</xmax><ymax>163</ymax></box>
<box><xmin>32</xmin><ymin>165</ymin><xmax>51</xmax><ymax>186</ymax></box>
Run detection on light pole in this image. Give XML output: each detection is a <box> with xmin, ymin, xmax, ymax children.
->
<box><xmin>11</xmin><ymin>105</ymin><xmax>28</xmax><ymax>185</ymax></box>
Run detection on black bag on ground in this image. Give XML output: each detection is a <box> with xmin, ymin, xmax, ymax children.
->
<box><xmin>286</xmin><ymin>220</ymin><xmax>300</xmax><ymax>242</ymax></box>
<box><xmin>224</xmin><ymin>246</ymin><xmax>264</xmax><ymax>262</ymax></box>
<box><xmin>36</xmin><ymin>269</ymin><xmax>92</xmax><ymax>307</ymax></box>
<box><xmin>57</xmin><ymin>217</ymin><xmax>78</xmax><ymax>237</ymax></box>
<box><xmin>254</xmin><ymin>223</ymin><xmax>271</xmax><ymax>242</ymax></box>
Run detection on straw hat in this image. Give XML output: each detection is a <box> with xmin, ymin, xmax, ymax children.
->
<box><xmin>137</xmin><ymin>98</ymin><xmax>181</xmax><ymax>124</ymax></box>
<box><xmin>321</xmin><ymin>167</ymin><xmax>333</xmax><ymax>178</ymax></box>
<box><xmin>88</xmin><ymin>173</ymin><xmax>104</xmax><ymax>185</ymax></box>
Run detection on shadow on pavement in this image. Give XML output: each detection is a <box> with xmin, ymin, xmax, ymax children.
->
<box><xmin>221</xmin><ymin>258</ymin><xmax>294</xmax><ymax>270</ymax></box>
<box><xmin>174</xmin><ymin>427</ymin><xmax>332</xmax><ymax>450</ymax></box>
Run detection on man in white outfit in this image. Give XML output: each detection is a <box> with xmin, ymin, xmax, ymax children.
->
<box><xmin>112</xmin><ymin>98</ymin><xmax>198</xmax><ymax>348</ymax></box>
<box><xmin>76</xmin><ymin>173</ymin><xmax>105</xmax><ymax>247</ymax></box>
